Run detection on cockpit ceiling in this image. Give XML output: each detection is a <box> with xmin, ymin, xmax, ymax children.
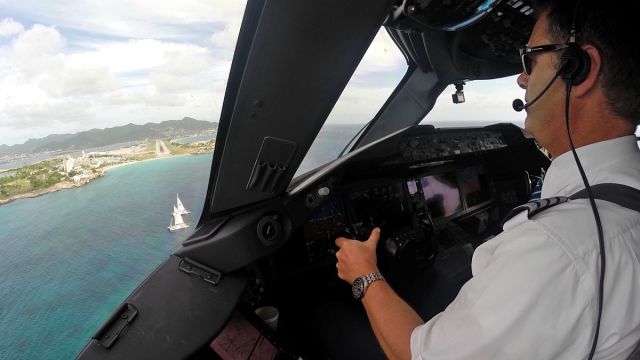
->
<box><xmin>386</xmin><ymin>0</ymin><xmax>536</xmax><ymax>81</ymax></box>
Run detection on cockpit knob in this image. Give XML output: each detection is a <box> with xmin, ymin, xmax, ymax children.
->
<box><xmin>317</xmin><ymin>187</ymin><xmax>330</xmax><ymax>196</ymax></box>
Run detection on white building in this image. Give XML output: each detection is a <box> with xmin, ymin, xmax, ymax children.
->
<box><xmin>63</xmin><ymin>157</ymin><xmax>75</xmax><ymax>174</ymax></box>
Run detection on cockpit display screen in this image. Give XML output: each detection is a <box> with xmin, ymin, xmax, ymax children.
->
<box><xmin>460</xmin><ymin>165</ymin><xmax>490</xmax><ymax>207</ymax></box>
<box><xmin>406</xmin><ymin>180</ymin><xmax>419</xmax><ymax>195</ymax></box>
<box><xmin>420</xmin><ymin>173</ymin><xmax>462</xmax><ymax>218</ymax></box>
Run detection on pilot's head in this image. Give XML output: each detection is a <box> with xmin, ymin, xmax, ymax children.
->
<box><xmin>517</xmin><ymin>0</ymin><xmax>638</xmax><ymax>158</ymax></box>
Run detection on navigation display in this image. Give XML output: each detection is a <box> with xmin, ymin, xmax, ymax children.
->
<box><xmin>406</xmin><ymin>180</ymin><xmax>418</xmax><ymax>195</ymax></box>
<box><xmin>460</xmin><ymin>165</ymin><xmax>490</xmax><ymax>207</ymax></box>
<box><xmin>420</xmin><ymin>173</ymin><xmax>462</xmax><ymax>218</ymax></box>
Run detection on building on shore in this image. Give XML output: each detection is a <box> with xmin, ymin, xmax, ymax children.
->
<box><xmin>63</xmin><ymin>157</ymin><xmax>75</xmax><ymax>174</ymax></box>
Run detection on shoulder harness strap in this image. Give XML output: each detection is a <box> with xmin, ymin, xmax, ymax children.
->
<box><xmin>569</xmin><ymin>183</ymin><xmax>640</xmax><ymax>212</ymax></box>
<box><xmin>501</xmin><ymin>196</ymin><xmax>568</xmax><ymax>227</ymax></box>
<box><xmin>501</xmin><ymin>183</ymin><xmax>640</xmax><ymax>228</ymax></box>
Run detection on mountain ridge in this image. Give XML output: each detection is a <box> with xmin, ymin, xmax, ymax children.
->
<box><xmin>0</xmin><ymin>117</ymin><xmax>217</xmax><ymax>156</ymax></box>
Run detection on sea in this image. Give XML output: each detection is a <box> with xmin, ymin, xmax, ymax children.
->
<box><xmin>0</xmin><ymin>121</ymin><xmax>526</xmax><ymax>359</ymax></box>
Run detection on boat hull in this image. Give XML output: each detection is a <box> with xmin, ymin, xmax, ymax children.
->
<box><xmin>168</xmin><ymin>223</ymin><xmax>190</xmax><ymax>232</ymax></box>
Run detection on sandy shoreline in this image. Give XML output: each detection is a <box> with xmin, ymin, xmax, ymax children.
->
<box><xmin>0</xmin><ymin>153</ymin><xmax>205</xmax><ymax>206</ymax></box>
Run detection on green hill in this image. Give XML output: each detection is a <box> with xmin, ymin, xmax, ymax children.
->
<box><xmin>0</xmin><ymin>117</ymin><xmax>217</xmax><ymax>156</ymax></box>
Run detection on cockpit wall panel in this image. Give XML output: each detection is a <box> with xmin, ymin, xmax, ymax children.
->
<box><xmin>204</xmin><ymin>0</ymin><xmax>397</xmax><ymax>218</ymax></box>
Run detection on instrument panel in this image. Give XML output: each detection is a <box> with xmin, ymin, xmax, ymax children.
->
<box><xmin>289</xmin><ymin>124</ymin><xmax>549</xmax><ymax>278</ymax></box>
<box><xmin>301</xmin><ymin>162</ymin><xmax>494</xmax><ymax>268</ymax></box>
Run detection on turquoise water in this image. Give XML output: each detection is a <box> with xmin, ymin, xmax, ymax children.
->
<box><xmin>0</xmin><ymin>155</ymin><xmax>212</xmax><ymax>359</ymax></box>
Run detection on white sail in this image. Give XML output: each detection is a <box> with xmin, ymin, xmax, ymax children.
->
<box><xmin>168</xmin><ymin>204</ymin><xmax>189</xmax><ymax>231</ymax></box>
<box><xmin>176</xmin><ymin>194</ymin><xmax>191</xmax><ymax>215</ymax></box>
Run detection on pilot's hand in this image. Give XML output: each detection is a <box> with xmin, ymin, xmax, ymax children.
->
<box><xmin>335</xmin><ymin>227</ymin><xmax>380</xmax><ymax>285</ymax></box>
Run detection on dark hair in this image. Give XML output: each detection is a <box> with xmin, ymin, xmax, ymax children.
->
<box><xmin>533</xmin><ymin>0</ymin><xmax>640</xmax><ymax>125</ymax></box>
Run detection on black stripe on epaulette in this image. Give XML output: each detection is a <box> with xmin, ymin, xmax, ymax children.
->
<box><xmin>501</xmin><ymin>196</ymin><xmax>569</xmax><ymax>228</ymax></box>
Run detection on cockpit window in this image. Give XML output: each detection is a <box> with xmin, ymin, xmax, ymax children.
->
<box><xmin>421</xmin><ymin>75</ymin><xmax>525</xmax><ymax>128</ymax></box>
<box><xmin>295</xmin><ymin>29</ymin><xmax>407</xmax><ymax>176</ymax></box>
<box><xmin>0</xmin><ymin>1</ymin><xmax>246</xmax><ymax>358</ymax></box>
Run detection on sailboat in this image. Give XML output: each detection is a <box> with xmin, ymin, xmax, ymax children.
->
<box><xmin>176</xmin><ymin>194</ymin><xmax>191</xmax><ymax>215</ymax></box>
<box><xmin>168</xmin><ymin>205</ymin><xmax>189</xmax><ymax>232</ymax></box>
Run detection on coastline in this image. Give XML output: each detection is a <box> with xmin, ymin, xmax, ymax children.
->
<box><xmin>0</xmin><ymin>152</ymin><xmax>209</xmax><ymax>206</ymax></box>
<box><xmin>0</xmin><ymin>173</ymin><xmax>104</xmax><ymax>205</ymax></box>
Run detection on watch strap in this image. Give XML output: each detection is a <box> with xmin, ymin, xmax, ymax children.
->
<box><xmin>360</xmin><ymin>271</ymin><xmax>384</xmax><ymax>299</ymax></box>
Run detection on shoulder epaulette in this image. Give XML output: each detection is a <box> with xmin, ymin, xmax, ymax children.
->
<box><xmin>501</xmin><ymin>196</ymin><xmax>568</xmax><ymax>228</ymax></box>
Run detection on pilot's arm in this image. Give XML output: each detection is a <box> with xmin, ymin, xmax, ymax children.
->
<box><xmin>335</xmin><ymin>228</ymin><xmax>424</xmax><ymax>360</ymax></box>
<box><xmin>336</xmin><ymin>222</ymin><xmax>593</xmax><ymax>359</ymax></box>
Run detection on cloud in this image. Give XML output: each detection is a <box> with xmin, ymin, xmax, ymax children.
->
<box><xmin>41</xmin><ymin>62</ymin><xmax>117</xmax><ymax>97</ymax></box>
<box><xmin>327</xmin><ymin>85</ymin><xmax>399</xmax><ymax>124</ymax></box>
<box><xmin>0</xmin><ymin>2</ymin><xmax>246</xmax><ymax>145</ymax></box>
<box><xmin>2</xmin><ymin>0</ymin><xmax>247</xmax><ymax>40</ymax></box>
<box><xmin>209</xmin><ymin>23</ymin><xmax>240</xmax><ymax>51</ymax></box>
<box><xmin>5</xmin><ymin>99</ymin><xmax>92</xmax><ymax>126</ymax></box>
<box><xmin>73</xmin><ymin>39</ymin><xmax>213</xmax><ymax>77</ymax></box>
<box><xmin>2</xmin><ymin>24</ymin><xmax>118</xmax><ymax>98</ymax></box>
<box><xmin>0</xmin><ymin>18</ymin><xmax>24</xmax><ymax>37</ymax></box>
<box><xmin>425</xmin><ymin>76</ymin><xmax>524</xmax><ymax>123</ymax></box>
<box><xmin>9</xmin><ymin>24</ymin><xmax>65</xmax><ymax>77</ymax></box>
<box><xmin>355</xmin><ymin>30</ymin><xmax>407</xmax><ymax>76</ymax></box>
<box><xmin>150</xmin><ymin>49</ymin><xmax>211</xmax><ymax>93</ymax></box>
<box><xmin>104</xmin><ymin>89</ymin><xmax>187</xmax><ymax>107</ymax></box>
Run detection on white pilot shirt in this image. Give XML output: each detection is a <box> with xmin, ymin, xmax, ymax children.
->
<box><xmin>410</xmin><ymin>135</ymin><xmax>640</xmax><ymax>359</ymax></box>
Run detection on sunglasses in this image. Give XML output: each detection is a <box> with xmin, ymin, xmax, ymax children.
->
<box><xmin>519</xmin><ymin>43</ymin><xmax>569</xmax><ymax>75</ymax></box>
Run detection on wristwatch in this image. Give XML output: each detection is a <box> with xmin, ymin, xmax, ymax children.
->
<box><xmin>352</xmin><ymin>272</ymin><xmax>385</xmax><ymax>300</ymax></box>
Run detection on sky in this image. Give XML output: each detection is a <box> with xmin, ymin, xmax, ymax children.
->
<box><xmin>0</xmin><ymin>0</ymin><xmax>525</xmax><ymax>146</ymax></box>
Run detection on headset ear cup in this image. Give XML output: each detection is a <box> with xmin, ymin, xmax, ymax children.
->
<box><xmin>560</xmin><ymin>44</ymin><xmax>591</xmax><ymax>85</ymax></box>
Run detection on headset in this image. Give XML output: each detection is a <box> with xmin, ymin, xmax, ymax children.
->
<box><xmin>511</xmin><ymin>28</ymin><xmax>590</xmax><ymax>111</ymax></box>
<box><xmin>513</xmin><ymin>2</ymin><xmax>604</xmax><ymax>359</ymax></box>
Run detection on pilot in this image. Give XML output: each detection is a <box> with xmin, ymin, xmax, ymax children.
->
<box><xmin>335</xmin><ymin>1</ymin><xmax>640</xmax><ymax>359</ymax></box>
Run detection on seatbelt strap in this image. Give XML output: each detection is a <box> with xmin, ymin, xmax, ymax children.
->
<box><xmin>569</xmin><ymin>183</ymin><xmax>640</xmax><ymax>212</ymax></box>
<box><xmin>501</xmin><ymin>183</ymin><xmax>640</xmax><ymax>227</ymax></box>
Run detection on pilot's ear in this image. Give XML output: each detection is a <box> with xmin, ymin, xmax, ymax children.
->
<box><xmin>570</xmin><ymin>45</ymin><xmax>602</xmax><ymax>98</ymax></box>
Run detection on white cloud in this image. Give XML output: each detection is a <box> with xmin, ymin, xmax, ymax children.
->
<box><xmin>9</xmin><ymin>24</ymin><xmax>65</xmax><ymax>77</ymax></box>
<box><xmin>104</xmin><ymin>88</ymin><xmax>187</xmax><ymax>107</ymax></box>
<box><xmin>0</xmin><ymin>18</ymin><xmax>24</xmax><ymax>37</ymax></box>
<box><xmin>356</xmin><ymin>30</ymin><xmax>407</xmax><ymax>76</ymax></box>
<box><xmin>2</xmin><ymin>25</ymin><xmax>117</xmax><ymax>98</ymax></box>
<box><xmin>5</xmin><ymin>99</ymin><xmax>92</xmax><ymax>126</ymax></box>
<box><xmin>41</xmin><ymin>62</ymin><xmax>117</xmax><ymax>97</ymax></box>
<box><xmin>209</xmin><ymin>23</ymin><xmax>240</xmax><ymax>51</ymax></box>
<box><xmin>150</xmin><ymin>49</ymin><xmax>211</xmax><ymax>93</ymax></box>
<box><xmin>0</xmin><ymin>2</ymin><xmax>246</xmax><ymax>145</ymax></box>
<box><xmin>426</xmin><ymin>76</ymin><xmax>525</xmax><ymax>123</ymax></box>
<box><xmin>73</xmin><ymin>39</ymin><xmax>213</xmax><ymax>76</ymax></box>
<box><xmin>2</xmin><ymin>0</ymin><xmax>247</xmax><ymax>40</ymax></box>
<box><xmin>327</xmin><ymin>85</ymin><xmax>399</xmax><ymax>124</ymax></box>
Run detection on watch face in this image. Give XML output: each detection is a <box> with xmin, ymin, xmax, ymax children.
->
<box><xmin>352</xmin><ymin>277</ymin><xmax>365</xmax><ymax>299</ymax></box>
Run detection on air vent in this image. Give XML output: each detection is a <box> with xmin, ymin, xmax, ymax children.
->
<box><xmin>246</xmin><ymin>136</ymin><xmax>297</xmax><ymax>194</ymax></box>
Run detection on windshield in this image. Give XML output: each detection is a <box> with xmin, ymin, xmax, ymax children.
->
<box><xmin>422</xmin><ymin>75</ymin><xmax>525</xmax><ymax>128</ymax></box>
<box><xmin>296</xmin><ymin>29</ymin><xmax>407</xmax><ymax>175</ymax></box>
<box><xmin>0</xmin><ymin>1</ymin><xmax>245</xmax><ymax>358</ymax></box>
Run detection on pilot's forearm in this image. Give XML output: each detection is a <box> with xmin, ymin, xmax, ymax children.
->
<box><xmin>362</xmin><ymin>280</ymin><xmax>424</xmax><ymax>360</ymax></box>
